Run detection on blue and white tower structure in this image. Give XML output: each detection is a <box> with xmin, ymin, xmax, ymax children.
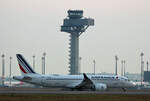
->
<box><xmin>61</xmin><ymin>10</ymin><xmax>94</xmax><ymax>75</ymax></box>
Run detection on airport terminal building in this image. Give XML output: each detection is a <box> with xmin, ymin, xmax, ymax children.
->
<box><xmin>144</xmin><ymin>71</ymin><xmax>150</xmax><ymax>82</ymax></box>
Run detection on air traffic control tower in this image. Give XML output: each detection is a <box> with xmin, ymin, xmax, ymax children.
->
<box><xmin>61</xmin><ymin>10</ymin><xmax>94</xmax><ymax>75</ymax></box>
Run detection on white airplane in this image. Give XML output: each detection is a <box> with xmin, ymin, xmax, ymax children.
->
<box><xmin>13</xmin><ymin>54</ymin><xmax>135</xmax><ymax>91</ymax></box>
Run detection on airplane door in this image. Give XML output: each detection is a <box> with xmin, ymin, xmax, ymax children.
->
<box><xmin>41</xmin><ymin>76</ymin><xmax>46</xmax><ymax>86</ymax></box>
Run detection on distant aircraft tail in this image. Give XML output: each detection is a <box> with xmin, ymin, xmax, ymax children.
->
<box><xmin>16</xmin><ymin>54</ymin><xmax>36</xmax><ymax>75</ymax></box>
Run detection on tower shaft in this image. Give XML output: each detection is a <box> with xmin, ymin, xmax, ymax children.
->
<box><xmin>69</xmin><ymin>33</ymin><xmax>79</xmax><ymax>74</ymax></box>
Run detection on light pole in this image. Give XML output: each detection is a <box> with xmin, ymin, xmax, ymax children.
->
<box><xmin>79</xmin><ymin>57</ymin><xmax>82</xmax><ymax>74</ymax></box>
<box><xmin>147</xmin><ymin>61</ymin><xmax>149</xmax><ymax>72</ymax></box>
<box><xmin>121</xmin><ymin>60</ymin><xmax>124</xmax><ymax>76</ymax></box>
<box><xmin>1</xmin><ymin>54</ymin><xmax>5</xmax><ymax>86</ymax></box>
<box><xmin>32</xmin><ymin>55</ymin><xmax>35</xmax><ymax>70</ymax></box>
<box><xmin>115</xmin><ymin>55</ymin><xmax>118</xmax><ymax>75</ymax></box>
<box><xmin>123</xmin><ymin>60</ymin><xmax>126</xmax><ymax>76</ymax></box>
<box><xmin>42</xmin><ymin>57</ymin><xmax>44</xmax><ymax>74</ymax></box>
<box><xmin>9</xmin><ymin>56</ymin><xmax>12</xmax><ymax>86</ymax></box>
<box><xmin>43</xmin><ymin>52</ymin><xmax>46</xmax><ymax>74</ymax></box>
<box><xmin>140</xmin><ymin>52</ymin><xmax>144</xmax><ymax>87</ymax></box>
<box><xmin>93</xmin><ymin>60</ymin><xmax>96</xmax><ymax>75</ymax></box>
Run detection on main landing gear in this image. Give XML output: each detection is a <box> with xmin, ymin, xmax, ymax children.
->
<box><xmin>122</xmin><ymin>88</ymin><xmax>127</xmax><ymax>92</ymax></box>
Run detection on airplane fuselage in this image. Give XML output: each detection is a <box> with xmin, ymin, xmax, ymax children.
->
<box><xmin>14</xmin><ymin>54</ymin><xmax>135</xmax><ymax>91</ymax></box>
<box><xmin>14</xmin><ymin>74</ymin><xmax>135</xmax><ymax>89</ymax></box>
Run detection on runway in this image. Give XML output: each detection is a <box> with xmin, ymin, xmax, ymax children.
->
<box><xmin>0</xmin><ymin>87</ymin><xmax>150</xmax><ymax>95</ymax></box>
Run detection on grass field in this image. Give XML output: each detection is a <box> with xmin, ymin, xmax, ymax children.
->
<box><xmin>0</xmin><ymin>94</ymin><xmax>150</xmax><ymax>101</ymax></box>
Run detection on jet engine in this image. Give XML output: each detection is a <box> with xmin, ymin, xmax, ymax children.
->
<box><xmin>94</xmin><ymin>83</ymin><xmax>107</xmax><ymax>91</ymax></box>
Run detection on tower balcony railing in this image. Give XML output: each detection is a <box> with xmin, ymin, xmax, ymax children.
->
<box><xmin>61</xmin><ymin>26</ymin><xmax>85</xmax><ymax>33</ymax></box>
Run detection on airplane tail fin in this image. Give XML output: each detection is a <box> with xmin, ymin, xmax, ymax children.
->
<box><xmin>16</xmin><ymin>54</ymin><xmax>36</xmax><ymax>75</ymax></box>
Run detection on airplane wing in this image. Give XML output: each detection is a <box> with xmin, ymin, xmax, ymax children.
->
<box><xmin>66</xmin><ymin>73</ymin><xmax>96</xmax><ymax>90</ymax></box>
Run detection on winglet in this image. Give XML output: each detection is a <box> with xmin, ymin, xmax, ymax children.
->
<box><xmin>83</xmin><ymin>73</ymin><xmax>89</xmax><ymax>80</ymax></box>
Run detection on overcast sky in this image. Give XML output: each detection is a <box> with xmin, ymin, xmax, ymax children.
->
<box><xmin>0</xmin><ymin>0</ymin><xmax>150</xmax><ymax>76</ymax></box>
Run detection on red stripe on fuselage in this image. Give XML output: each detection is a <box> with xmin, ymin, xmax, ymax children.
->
<box><xmin>19</xmin><ymin>64</ymin><xmax>27</xmax><ymax>73</ymax></box>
